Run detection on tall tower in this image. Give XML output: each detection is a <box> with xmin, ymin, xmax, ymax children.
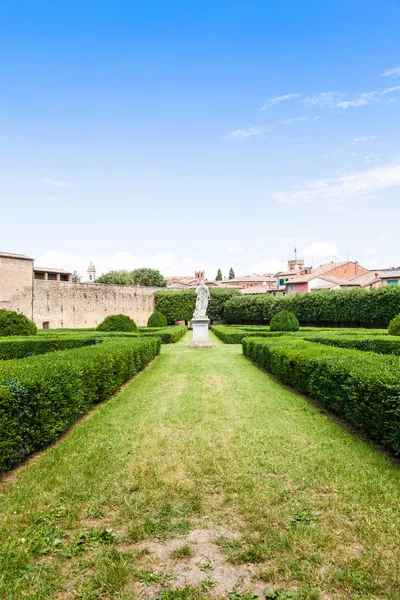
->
<box><xmin>287</xmin><ymin>247</ymin><xmax>304</xmax><ymax>272</ymax></box>
<box><xmin>87</xmin><ymin>262</ymin><xmax>96</xmax><ymax>282</ymax></box>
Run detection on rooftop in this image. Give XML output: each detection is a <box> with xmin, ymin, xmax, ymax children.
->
<box><xmin>0</xmin><ymin>251</ymin><xmax>34</xmax><ymax>261</ymax></box>
<box><xmin>34</xmin><ymin>266</ymin><xmax>72</xmax><ymax>274</ymax></box>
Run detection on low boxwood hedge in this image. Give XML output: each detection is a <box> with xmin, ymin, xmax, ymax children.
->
<box><xmin>0</xmin><ymin>336</ymin><xmax>99</xmax><ymax>361</ymax></box>
<box><xmin>305</xmin><ymin>335</ymin><xmax>400</xmax><ymax>356</ymax></box>
<box><xmin>0</xmin><ymin>336</ymin><xmax>160</xmax><ymax>470</ymax></box>
<box><xmin>242</xmin><ymin>336</ymin><xmax>400</xmax><ymax>452</ymax></box>
<box><xmin>211</xmin><ymin>325</ymin><xmax>287</xmax><ymax>344</ymax></box>
<box><xmin>138</xmin><ymin>325</ymin><xmax>187</xmax><ymax>343</ymax></box>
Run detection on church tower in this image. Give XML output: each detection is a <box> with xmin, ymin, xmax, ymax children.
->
<box><xmin>87</xmin><ymin>262</ymin><xmax>96</xmax><ymax>282</ymax></box>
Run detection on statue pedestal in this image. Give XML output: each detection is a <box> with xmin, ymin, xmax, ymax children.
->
<box><xmin>190</xmin><ymin>317</ymin><xmax>212</xmax><ymax>348</ymax></box>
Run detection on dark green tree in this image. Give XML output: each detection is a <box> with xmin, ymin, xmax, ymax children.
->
<box><xmin>228</xmin><ymin>267</ymin><xmax>235</xmax><ymax>280</ymax></box>
<box><xmin>72</xmin><ymin>271</ymin><xmax>82</xmax><ymax>283</ymax></box>
<box><xmin>215</xmin><ymin>269</ymin><xmax>223</xmax><ymax>281</ymax></box>
<box><xmin>95</xmin><ymin>268</ymin><xmax>166</xmax><ymax>287</ymax></box>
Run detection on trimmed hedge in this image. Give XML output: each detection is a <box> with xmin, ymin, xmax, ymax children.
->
<box><xmin>223</xmin><ymin>294</ymin><xmax>274</xmax><ymax>323</ymax></box>
<box><xmin>388</xmin><ymin>314</ymin><xmax>400</xmax><ymax>336</ymax></box>
<box><xmin>0</xmin><ymin>310</ymin><xmax>37</xmax><ymax>337</ymax></box>
<box><xmin>155</xmin><ymin>288</ymin><xmax>240</xmax><ymax>323</ymax></box>
<box><xmin>0</xmin><ymin>337</ymin><xmax>161</xmax><ymax>470</ymax></box>
<box><xmin>138</xmin><ymin>325</ymin><xmax>187</xmax><ymax>344</ymax></box>
<box><xmin>242</xmin><ymin>336</ymin><xmax>400</xmax><ymax>452</ymax></box>
<box><xmin>305</xmin><ymin>335</ymin><xmax>400</xmax><ymax>356</ymax></box>
<box><xmin>97</xmin><ymin>314</ymin><xmax>137</xmax><ymax>332</ymax></box>
<box><xmin>211</xmin><ymin>325</ymin><xmax>287</xmax><ymax>344</ymax></box>
<box><xmin>265</xmin><ymin>286</ymin><xmax>400</xmax><ymax>327</ymax></box>
<box><xmin>270</xmin><ymin>310</ymin><xmax>299</xmax><ymax>332</ymax></box>
<box><xmin>147</xmin><ymin>311</ymin><xmax>168</xmax><ymax>328</ymax></box>
<box><xmin>0</xmin><ymin>336</ymin><xmax>98</xmax><ymax>361</ymax></box>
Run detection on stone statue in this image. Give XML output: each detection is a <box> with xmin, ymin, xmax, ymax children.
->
<box><xmin>193</xmin><ymin>280</ymin><xmax>210</xmax><ymax>318</ymax></box>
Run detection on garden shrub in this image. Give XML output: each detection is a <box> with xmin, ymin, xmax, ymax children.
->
<box><xmin>270</xmin><ymin>310</ymin><xmax>299</xmax><ymax>332</ymax></box>
<box><xmin>147</xmin><ymin>311</ymin><xmax>168</xmax><ymax>328</ymax></box>
<box><xmin>211</xmin><ymin>325</ymin><xmax>288</xmax><ymax>344</ymax></box>
<box><xmin>138</xmin><ymin>325</ymin><xmax>187</xmax><ymax>343</ymax></box>
<box><xmin>0</xmin><ymin>310</ymin><xmax>37</xmax><ymax>337</ymax></box>
<box><xmin>155</xmin><ymin>288</ymin><xmax>239</xmax><ymax>324</ymax></box>
<box><xmin>0</xmin><ymin>336</ymin><xmax>98</xmax><ymax>361</ymax></box>
<box><xmin>242</xmin><ymin>336</ymin><xmax>400</xmax><ymax>452</ymax></box>
<box><xmin>97</xmin><ymin>314</ymin><xmax>137</xmax><ymax>332</ymax></box>
<box><xmin>223</xmin><ymin>294</ymin><xmax>274</xmax><ymax>323</ymax></box>
<box><xmin>388</xmin><ymin>314</ymin><xmax>400</xmax><ymax>336</ymax></box>
<box><xmin>0</xmin><ymin>336</ymin><xmax>160</xmax><ymax>471</ymax></box>
<box><xmin>305</xmin><ymin>335</ymin><xmax>400</xmax><ymax>356</ymax></box>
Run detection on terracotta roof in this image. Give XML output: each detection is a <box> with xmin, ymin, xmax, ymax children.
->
<box><xmin>0</xmin><ymin>251</ymin><xmax>33</xmax><ymax>261</ymax></box>
<box><xmin>241</xmin><ymin>287</ymin><xmax>275</xmax><ymax>294</ymax></box>
<box><xmin>288</xmin><ymin>262</ymin><xmax>351</xmax><ymax>284</ymax></box>
<box><xmin>228</xmin><ymin>274</ymin><xmax>276</xmax><ymax>283</ymax></box>
<box><xmin>378</xmin><ymin>269</ymin><xmax>400</xmax><ymax>278</ymax></box>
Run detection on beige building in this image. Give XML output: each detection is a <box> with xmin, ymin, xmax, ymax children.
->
<box><xmin>0</xmin><ymin>251</ymin><xmax>158</xmax><ymax>329</ymax></box>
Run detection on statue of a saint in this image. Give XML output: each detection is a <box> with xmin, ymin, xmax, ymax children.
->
<box><xmin>193</xmin><ymin>280</ymin><xmax>210</xmax><ymax>318</ymax></box>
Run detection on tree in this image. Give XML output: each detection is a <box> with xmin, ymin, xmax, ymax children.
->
<box><xmin>215</xmin><ymin>269</ymin><xmax>223</xmax><ymax>281</ymax></box>
<box><xmin>95</xmin><ymin>268</ymin><xmax>166</xmax><ymax>287</ymax></box>
<box><xmin>229</xmin><ymin>267</ymin><xmax>235</xmax><ymax>280</ymax></box>
<box><xmin>72</xmin><ymin>271</ymin><xmax>82</xmax><ymax>283</ymax></box>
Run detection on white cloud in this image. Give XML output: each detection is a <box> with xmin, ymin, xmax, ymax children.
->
<box><xmin>276</xmin><ymin>116</ymin><xmax>308</xmax><ymax>126</ymax></box>
<box><xmin>376</xmin><ymin>235</ymin><xmax>387</xmax><ymax>243</ymax></box>
<box><xmin>48</xmin><ymin>196</ymin><xmax>71</xmax><ymax>207</ymax></box>
<box><xmin>382</xmin><ymin>66</ymin><xmax>400</xmax><ymax>77</ymax></box>
<box><xmin>304</xmin><ymin>86</ymin><xmax>400</xmax><ymax>110</ymax></box>
<box><xmin>364</xmin><ymin>247</ymin><xmax>377</xmax><ymax>256</ymax></box>
<box><xmin>229</xmin><ymin>125</ymin><xmax>271</xmax><ymax>138</ymax></box>
<box><xmin>273</xmin><ymin>160</ymin><xmax>400</xmax><ymax>208</ymax></box>
<box><xmin>225</xmin><ymin>247</ymin><xmax>245</xmax><ymax>253</ymax></box>
<box><xmin>352</xmin><ymin>136</ymin><xmax>376</xmax><ymax>144</ymax></box>
<box><xmin>261</xmin><ymin>94</ymin><xmax>301</xmax><ymax>111</ymax></box>
<box><xmin>251</xmin><ymin>258</ymin><xmax>286</xmax><ymax>274</ymax></box>
<box><xmin>300</xmin><ymin>242</ymin><xmax>341</xmax><ymax>265</ymax></box>
<box><xmin>41</xmin><ymin>177</ymin><xmax>73</xmax><ymax>188</ymax></box>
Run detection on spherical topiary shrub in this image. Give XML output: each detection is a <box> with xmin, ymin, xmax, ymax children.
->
<box><xmin>147</xmin><ymin>311</ymin><xmax>168</xmax><ymax>328</ymax></box>
<box><xmin>97</xmin><ymin>314</ymin><xmax>137</xmax><ymax>332</ymax></box>
<box><xmin>0</xmin><ymin>309</ymin><xmax>37</xmax><ymax>337</ymax></box>
<box><xmin>270</xmin><ymin>309</ymin><xmax>299</xmax><ymax>332</ymax></box>
<box><xmin>388</xmin><ymin>314</ymin><xmax>400</xmax><ymax>336</ymax></box>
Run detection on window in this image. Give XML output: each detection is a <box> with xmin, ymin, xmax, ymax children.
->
<box><xmin>290</xmin><ymin>284</ymin><xmax>294</xmax><ymax>293</ymax></box>
<box><xmin>279</xmin><ymin>278</ymin><xmax>284</xmax><ymax>286</ymax></box>
<box><xmin>388</xmin><ymin>279</ymin><xmax>398</xmax><ymax>285</ymax></box>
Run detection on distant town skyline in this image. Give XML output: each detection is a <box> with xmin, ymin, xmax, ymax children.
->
<box><xmin>1</xmin><ymin>1</ymin><xmax>399</xmax><ymax>277</ymax></box>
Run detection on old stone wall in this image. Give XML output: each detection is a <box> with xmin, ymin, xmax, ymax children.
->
<box><xmin>0</xmin><ymin>256</ymin><xmax>34</xmax><ymax>319</ymax></box>
<box><xmin>33</xmin><ymin>281</ymin><xmax>157</xmax><ymax>329</ymax></box>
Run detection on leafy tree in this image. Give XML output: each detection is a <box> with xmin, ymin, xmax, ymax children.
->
<box><xmin>215</xmin><ymin>269</ymin><xmax>223</xmax><ymax>281</ymax></box>
<box><xmin>72</xmin><ymin>271</ymin><xmax>82</xmax><ymax>283</ymax></box>
<box><xmin>95</xmin><ymin>269</ymin><xmax>166</xmax><ymax>287</ymax></box>
<box><xmin>228</xmin><ymin>267</ymin><xmax>235</xmax><ymax>280</ymax></box>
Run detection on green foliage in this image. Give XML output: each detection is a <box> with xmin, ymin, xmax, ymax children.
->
<box><xmin>215</xmin><ymin>269</ymin><xmax>223</xmax><ymax>281</ymax></box>
<box><xmin>96</xmin><ymin>268</ymin><xmax>166</xmax><ymax>287</ymax></box>
<box><xmin>147</xmin><ymin>311</ymin><xmax>168</xmax><ymax>328</ymax></box>
<box><xmin>305</xmin><ymin>334</ymin><xmax>400</xmax><ymax>355</ymax></box>
<box><xmin>211</xmin><ymin>325</ymin><xmax>286</xmax><ymax>344</ymax></box>
<box><xmin>229</xmin><ymin>267</ymin><xmax>235</xmax><ymax>280</ymax></box>
<box><xmin>270</xmin><ymin>310</ymin><xmax>299</xmax><ymax>332</ymax></box>
<box><xmin>139</xmin><ymin>325</ymin><xmax>187</xmax><ymax>343</ymax></box>
<box><xmin>224</xmin><ymin>294</ymin><xmax>275</xmax><ymax>323</ymax></box>
<box><xmin>154</xmin><ymin>288</ymin><xmax>239</xmax><ymax>324</ymax></box>
<box><xmin>72</xmin><ymin>271</ymin><xmax>82</xmax><ymax>283</ymax></box>
<box><xmin>265</xmin><ymin>286</ymin><xmax>400</xmax><ymax>326</ymax></box>
<box><xmin>0</xmin><ymin>337</ymin><xmax>161</xmax><ymax>470</ymax></box>
<box><xmin>97</xmin><ymin>314</ymin><xmax>137</xmax><ymax>332</ymax></box>
<box><xmin>242</xmin><ymin>336</ymin><xmax>400</xmax><ymax>452</ymax></box>
<box><xmin>388</xmin><ymin>314</ymin><xmax>400</xmax><ymax>336</ymax></box>
<box><xmin>0</xmin><ymin>310</ymin><xmax>37</xmax><ymax>337</ymax></box>
<box><xmin>0</xmin><ymin>336</ymin><xmax>98</xmax><ymax>361</ymax></box>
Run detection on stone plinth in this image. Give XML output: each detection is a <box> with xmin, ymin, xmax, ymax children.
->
<box><xmin>190</xmin><ymin>317</ymin><xmax>213</xmax><ymax>348</ymax></box>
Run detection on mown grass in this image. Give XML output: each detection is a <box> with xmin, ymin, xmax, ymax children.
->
<box><xmin>0</xmin><ymin>333</ymin><xmax>400</xmax><ymax>599</ymax></box>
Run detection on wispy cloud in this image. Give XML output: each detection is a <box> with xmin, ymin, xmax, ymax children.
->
<box><xmin>304</xmin><ymin>86</ymin><xmax>400</xmax><ymax>110</ymax></box>
<box><xmin>48</xmin><ymin>196</ymin><xmax>71</xmax><ymax>207</ymax></box>
<box><xmin>261</xmin><ymin>93</ymin><xmax>301</xmax><ymax>111</ymax></box>
<box><xmin>41</xmin><ymin>177</ymin><xmax>73</xmax><ymax>188</ymax></box>
<box><xmin>273</xmin><ymin>160</ymin><xmax>400</xmax><ymax>208</ymax></box>
<box><xmin>229</xmin><ymin>116</ymin><xmax>311</xmax><ymax>138</ymax></box>
<box><xmin>382</xmin><ymin>66</ymin><xmax>400</xmax><ymax>77</ymax></box>
<box><xmin>352</xmin><ymin>136</ymin><xmax>376</xmax><ymax>144</ymax></box>
<box><xmin>225</xmin><ymin>247</ymin><xmax>245</xmax><ymax>253</ymax></box>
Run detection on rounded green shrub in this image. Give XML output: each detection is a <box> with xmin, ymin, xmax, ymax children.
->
<box><xmin>270</xmin><ymin>310</ymin><xmax>299</xmax><ymax>332</ymax></box>
<box><xmin>147</xmin><ymin>311</ymin><xmax>168</xmax><ymax>328</ymax></box>
<box><xmin>97</xmin><ymin>314</ymin><xmax>137</xmax><ymax>332</ymax></box>
<box><xmin>0</xmin><ymin>309</ymin><xmax>37</xmax><ymax>337</ymax></box>
<box><xmin>388</xmin><ymin>314</ymin><xmax>400</xmax><ymax>336</ymax></box>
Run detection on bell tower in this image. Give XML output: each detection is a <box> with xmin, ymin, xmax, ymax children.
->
<box><xmin>87</xmin><ymin>262</ymin><xmax>96</xmax><ymax>282</ymax></box>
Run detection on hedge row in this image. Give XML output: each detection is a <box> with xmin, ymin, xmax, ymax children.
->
<box><xmin>0</xmin><ymin>336</ymin><xmax>99</xmax><ymax>361</ymax></box>
<box><xmin>223</xmin><ymin>286</ymin><xmax>400</xmax><ymax>327</ymax></box>
<box><xmin>306</xmin><ymin>335</ymin><xmax>400</xmax><ymax>356</ymax></box>
<box><xmin>155</xmin><ymin>288</ymin><xmax>240</xmax><ymax>323</ymax></box>
<box><xmin>242</xmin><ymin>337</ymin><xmax>400</xmax><ymax>452</ymax></box>
<box><xmin>0</xmin><ymin>337</ymin><xmax>161</xmax><ymax>470</ymax></box>
<box><xmin>211</xmin><ymin>325</ymin><xmax>287</xmax><ymax>344</ymax></box>
<box><xmin>138</xmin><ymin>325</ymin><xmax>187</xmax><ymax>343</ymax></box>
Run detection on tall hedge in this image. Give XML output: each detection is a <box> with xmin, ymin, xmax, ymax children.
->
<box><xmin>0</xmin><ymin>337</ymin><xmax>160</xmax><ymax>470</ymax></box>
<box><xmin>265</xmin><ymin>287</ymin><xmax>400</xmax><ymax>327</ymax></box>
<box><xmin>242</xmin><ymin>336</ymin><xmax>400</xmax><ymax>452</ymax></box>
<box><xmin>155</xmin><ymin>288</ymin><xmax>239</xmax><ymax>323</ymax></box>
<box><xmin>223</xmin><ymin>294</ymin><xmax>274</xmax><ymax>323</ymax></box>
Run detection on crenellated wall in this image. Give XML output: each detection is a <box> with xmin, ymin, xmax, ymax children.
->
<box><xmin>33</xmin><ymin>281</ymin><xmax>158</xmax><ymax>328</ymax></box>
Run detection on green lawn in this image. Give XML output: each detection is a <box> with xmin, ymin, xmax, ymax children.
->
<box><xmin>1</xmin><ymin>332</ymin><xmax>400</xmax><ymax>599</ymax></box>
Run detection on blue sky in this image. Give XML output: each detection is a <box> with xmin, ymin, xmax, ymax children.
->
<box><xmin>1</xmin><ymin>0</ymin><xmax>400</xmax><ymax>278</ymax></box>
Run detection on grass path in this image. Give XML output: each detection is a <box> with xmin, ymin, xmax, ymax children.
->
<box><xmin>1</xmin><ymin>333</ymin><xmax>400</xmax><ymax>600</ymax></box>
